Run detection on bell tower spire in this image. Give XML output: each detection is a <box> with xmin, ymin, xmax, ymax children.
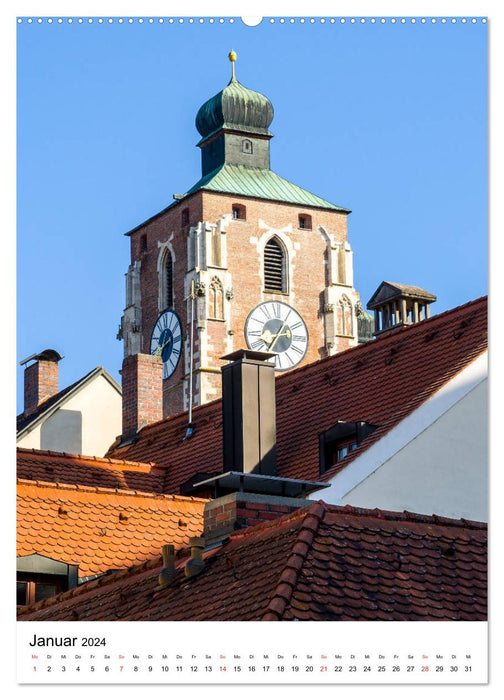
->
<box><xmin>195</xmin><ymin>52</ymin><xmax>274</xmax><ymax>175</ymax></box>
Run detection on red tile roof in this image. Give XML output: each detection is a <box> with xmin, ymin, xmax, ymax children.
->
<box><xmin>17</xmin><ymin>448</ymin><xmax>166</xmax><ymax>492</ymax></box>
<box><xmin>17</xmin><ymin>479</ymin><xmax>206</xmax><ymax>578</ymax></box>
<box><xmin>18</xmin><ymin>501</ymin><xmax>487</xmax><ymax>621</ymax></box>
<box><xmin>107</xmin><ymin>296</ymin><xmax>487</xmax><ymax>491</ymax></box>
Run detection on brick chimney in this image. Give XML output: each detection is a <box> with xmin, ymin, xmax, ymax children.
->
<box><xmin>203</xmin><ymin>492</ymin><xmax>309</xmax><ymax>545</ymax></box>
<box><xmin>121</xmin><ymin>353</ymin><xmax>163</xmax><ymax>441</ymax></box>
<box><xmin>20</xmin><ymin>349</ymin><xmax>62</xmax><ymax>415</ymax></box>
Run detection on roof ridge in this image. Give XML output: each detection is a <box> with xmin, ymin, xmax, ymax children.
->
<box><xmin>330</xmin><ymin>504</ymin><xmax>487</xmax><ymax>530</ymax></box>
<box><xmin>16</xmin><ymin>477</ymin><xmax>209</xmax><ymax>503</ymax></box>
<box><xmin>262</xmin><ymin>501</ymin><xmax>327</xmax><ymax>620</ymax></box>
<box><xmin>226</xmin><ymin>501</ymin><xmax>312</xmax><ymax>543</ymax></box>
<box><xmin>17</xmin><ymin>447</ymin><xmax>156</xmax><ymax>470</ymax></box>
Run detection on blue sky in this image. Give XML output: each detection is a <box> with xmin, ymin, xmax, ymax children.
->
<box><xmin>16</xmin><ymin>15</ymin><xmax>487</xmax><ymax>413</ymax></box>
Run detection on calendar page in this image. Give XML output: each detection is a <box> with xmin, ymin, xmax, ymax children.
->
<box><xmin>12</xmin><ymin>0</ymin><xmax>491</xmax><ymax>692</ymax></box>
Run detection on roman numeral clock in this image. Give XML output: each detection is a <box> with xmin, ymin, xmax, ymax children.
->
<box><xmin>150</xmin><ymin>310</ymin><xmax>183</xmax><ymax>380</ymax></box>
<box><xmin>244</xmin><ymin>301</ymin><xmax>309</xmax><ymax>370</ymax></box>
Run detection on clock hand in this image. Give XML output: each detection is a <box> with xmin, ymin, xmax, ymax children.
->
<box><xmin>260</xmin><ymin>329</ymin><xmax>274</xmax><ymax>345</ymax></box>
<box><xmin>269</xmin><ymin>322</ymin><xmax>288</xmax><ymax>351</ymax></box>
<box><xmin>260</xmin><ymin>327</ymin><xmax>292</xmax><ymax>348</ymax></box>
<box><xmin>155</xmin><ymin>336</ymin><xmax>173</xmax><ymax>356</ymax></box>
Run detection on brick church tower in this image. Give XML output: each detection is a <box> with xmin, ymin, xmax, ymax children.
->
<box><xmin>119</xmin><ymin>52</ymin><xmax>362</xmax><ymax>417</ymax></box>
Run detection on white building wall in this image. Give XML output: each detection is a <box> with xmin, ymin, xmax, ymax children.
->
<box><xmin>17</xmin><ymin>375</ymin><xmax>122</xmax><ymax>458</ymax></box>
<box><xmin>17</xmin><ymin>424</ymin><xmax>42</xmax><ymax>450</ymax></box>
<box><xmin>341</xmin><ymin>379</ymin><xmax>488</xmax><ymax>521</ymax></box>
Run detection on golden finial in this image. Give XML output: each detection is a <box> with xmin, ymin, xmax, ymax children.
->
<box><xmin>228</xmin><ymin>50</ymin><xmax>237</xmax><ymax>81</ymax></box>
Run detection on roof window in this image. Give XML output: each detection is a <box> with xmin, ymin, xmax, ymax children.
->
<box><xmin>319</xmin><ymin>421</ymin><xmax>377</xmax><ymax>474</ymax></box>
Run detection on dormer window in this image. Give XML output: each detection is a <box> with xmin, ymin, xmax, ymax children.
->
<box><xmin>298</xmin><ymin>214</ymin><xmax>312</xmax><ymax>230</ymax></box>
<box><xmin>232</xmin><ymin>204</ymin><xmax>246</xmax><ymax>220</ymax></box>
<box><xmin>319</xmin><ymin>421</ymin><xmax>377</xmax><ymax>474</ymax></box>
<box><xmin>17</xmin><ymin>554</ymin><xmax>78</xmax><ymax>607</ymax></box>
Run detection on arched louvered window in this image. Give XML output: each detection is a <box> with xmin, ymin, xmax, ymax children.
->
<box><xmin>164</xmin><ymin>251</ymin><xmax>174</xmax><ymax>309</ymax></box>
<box><xmin>264</xmin><ymin>237</ymin><xmax>287</xmax><ymax>293</ymax></box>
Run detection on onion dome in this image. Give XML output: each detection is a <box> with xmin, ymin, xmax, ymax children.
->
<box><xmin>195</xmin><ymin>51</ymin><xmax>274</xmax><ymax>140</ymax></box>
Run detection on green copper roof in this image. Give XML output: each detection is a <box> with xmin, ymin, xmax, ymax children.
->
<box><xmin>196</xmin><ymin>77</ymin><xmax>274</xmax><ymax>141</ymax></box>
<box><xmin>183</xmin><ymin>164</ymin><xmax>350</xmax><ymax>212</ymax></box>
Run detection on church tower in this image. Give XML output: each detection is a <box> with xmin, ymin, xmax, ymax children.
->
<box><xmin>119</xmin><ymin>52</ymin><xmax>362</xmax><ymax>417</ymax></box>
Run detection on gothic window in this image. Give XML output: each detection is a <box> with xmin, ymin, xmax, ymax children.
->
<box><xmin>181</xmin><ymin>208</ymin><xmax>189</xmax><ymax>227</ymax></box>
<box><xmin>140</xmin><ymin>234</ymin><xmax>147</xmax><ymax>253</ymax></box>
<box><xmin>162</xmin><ymin>250</ymin><xmax>174</xmax><ymax>310</ymax></box>
<box><xmin>264</xmin><ymin>236</ymin><xmax>287</xmax><ymax>293</ymax></box>
<box><xmin>232</xmin><ymin>203</ymin><xmax>246</xmax><ymax>220</ymax></box>
<box><xmin>209</xmin><ymin>277</ymin><xmax>224</xmax><ymax>320</ymax></box>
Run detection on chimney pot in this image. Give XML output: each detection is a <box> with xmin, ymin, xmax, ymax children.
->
<box><xmin>184</xmin><ymin>537</ymin><xmax>205</xmax><ymax>579</ymax></box>
<box><xmin>158</xmin><ymin>544</ymin><xmax>176</xmax><ymax>588</ymax></box>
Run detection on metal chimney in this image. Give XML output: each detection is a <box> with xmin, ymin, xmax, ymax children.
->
<box><xmin>221</xmin><ymin>349</ymin><xmax>277</xmax><ymax>476</ymax></box>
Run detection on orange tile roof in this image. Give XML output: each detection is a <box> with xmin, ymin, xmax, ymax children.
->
<box><xmin>107</xmin><ymin>296</ymin><xmax>487</xmax><ymax>491</ymax></box>
<box><xmin>18</xmin><ymin>501</ymin><xmax>487</xmax><ymax>621</ymax></box>
<box><xmin>17</xmin><ymin>448</ymin><xmax>166</xmax><ymax>492</ymax></box>
<box><xmin>17</xmin><ymin>479</ymin><xmax>206</xmax><ymax>578</ymax></box>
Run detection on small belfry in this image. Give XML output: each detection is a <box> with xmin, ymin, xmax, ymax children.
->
<box><xmin>119</xmin><ymin>51</ymin><xmax>363</xmax><ymax>417</ymax></box>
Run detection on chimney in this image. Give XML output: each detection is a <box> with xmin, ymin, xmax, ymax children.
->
<box><xmin>367</xmin><ymin>281</ymin><xmax>437</xmax><ymax>336</ymax></box>
<box><xmin>192</xmin><ymin>349</ymin><xmax>329</xmax><ymax>545</ymax></box>
<box><xmin>121</xmin><ymin>353</ymin><xmax>163</xmax><ymax>441</ymax></box>
<box><xmin>20</xmin><ymin>349</ymin><xmax>62</xmax><ymax>415</ymax></box>
<box><xmin>221</xmin><ymin>349</ymin><xmax>277</xmax><ymax>476</ymax></box>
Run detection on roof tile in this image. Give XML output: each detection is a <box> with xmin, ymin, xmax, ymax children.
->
<box><xmin>17</xmin><ymin>480</ymin><xmax>206</xmax><ymax>578</ymax></box>
<box><xmin>18</xmin><ymin>501</ymin><xmax>486</xmax><ymax>622</ymax></box>
<box><xmin>106</xmin><ymin>297</ymin><xmax>487</xmax><ymax>494</ymax></box>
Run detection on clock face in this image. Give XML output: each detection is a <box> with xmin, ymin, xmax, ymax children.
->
<box><xmin>150</xmin><ymin>310</ymin><xmax>182</xmax><ymax>380</ymax></box>
<box><xmin>244</xmin><ymin>301</ymin><xmax>309</xmax><ymax>371</ymax></box>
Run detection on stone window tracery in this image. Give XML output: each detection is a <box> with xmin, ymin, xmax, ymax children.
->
<box><xmin>337</xmin><ymin>295</ymin><xmax>353</xmax><ymax>337</ymax></box>
<box><xmin>209</xmin><ymin>276</ymin><xmax>224</xmax><ymax>320</ymax></box>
